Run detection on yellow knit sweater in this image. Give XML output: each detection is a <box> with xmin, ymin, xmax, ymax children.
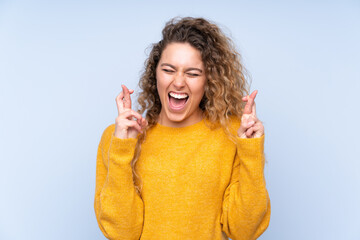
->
<box><xmin>94</xmin><ymin>118</ymin><xmax>270</xmax><ymax>240</ymax></box>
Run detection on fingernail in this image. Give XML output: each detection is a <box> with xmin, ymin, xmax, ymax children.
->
<box><xmin>248</xmin><ymin>121</ymin><xmax>255</xmax><ymax>126</ymax></box>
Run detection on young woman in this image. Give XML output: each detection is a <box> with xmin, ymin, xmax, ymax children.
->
<box><xmin>95</xmin><ymin>17</ymin><xmax>270</xmax><ymax>240</ymax></box>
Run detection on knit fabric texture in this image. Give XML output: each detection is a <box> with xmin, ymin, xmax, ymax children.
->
<box><xmin>94</xmin><ymin>118</ymin><xmax>270</xmax><ymax>240</ymax></box>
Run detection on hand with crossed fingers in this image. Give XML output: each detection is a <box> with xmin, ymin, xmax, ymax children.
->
<box><xmin>237</xmin><ymin>90</ymin><xmax>264</xmax><ymax>139</ymax></box>
<box><xmin>114</xmin><ymin>85</ymin><xmax>148</xmax><ymax>139</ymax></box>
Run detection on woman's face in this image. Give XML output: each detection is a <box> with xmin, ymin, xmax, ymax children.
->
<box><xmin>156</xmin><ymin>42</ymin><xmax>206</xmax><ymax>128</ymax></box>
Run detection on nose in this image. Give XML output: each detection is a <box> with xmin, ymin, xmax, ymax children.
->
<box><xmin>173</xmin><ymin>72</ymin><xmax>186</xmax><ymax>89</ymax></box>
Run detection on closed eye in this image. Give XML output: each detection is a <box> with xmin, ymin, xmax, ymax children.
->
<box><xmin>162</xmin><ymin>69</ymin><xmax>174</xmax><ymax>73</ymax></box>
<box><xmin>187</xmin><ymin>73</ymin><xmax>200</xmax><ymax>77</ymax></box>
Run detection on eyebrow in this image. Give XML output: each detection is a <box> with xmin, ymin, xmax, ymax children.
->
<box><xmin>160</xmin><ymin>63</ymin><xmax>203</xmax><ymax>73</ymax></box>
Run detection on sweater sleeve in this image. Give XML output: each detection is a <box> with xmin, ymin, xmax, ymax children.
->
<box><xmin>94</xmin><ymin>125</ymin><xmax>144</xmax><ymax>240</ymax></box>
<box><xmin>221</xmin><ymin>135</ymin><xmax>270</xmax><ymax>240</ymax></box>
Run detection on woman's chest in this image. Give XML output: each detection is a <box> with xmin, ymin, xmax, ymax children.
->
<box><xmin>136</xmin><ymin>134</ymin><xmax>236</xmax><ymax>198</ymax></box>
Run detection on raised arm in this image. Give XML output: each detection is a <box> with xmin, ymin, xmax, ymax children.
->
<box><xmin>94</xmin><ymin>85</ymin><xmax>147</xmax><ymax>239</ymax></box>
<box><xmin>221</xmin><ymin>90</ymin><xmax>270</xmax><ymax>240</ymax></box>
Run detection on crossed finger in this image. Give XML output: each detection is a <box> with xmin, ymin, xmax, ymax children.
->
<box><xmin>122</xmin><ymin>85</ymin><xmax>132</xmax><ymax>109</ymax></box>
<box><xmin>116</xmin><ymin>85</ymin><xmax>134</xmax><ymax>115</ymax></box>
<box><xmin>242</xmin><ymin>90</ymin><xmax>258</xmax><ymax>116</ymax></box>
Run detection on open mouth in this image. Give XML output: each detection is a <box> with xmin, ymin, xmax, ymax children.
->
<box><xmin>168</xmin><ymin>92</ymin><xmax>189</xmax><ymax>110</ymax></box>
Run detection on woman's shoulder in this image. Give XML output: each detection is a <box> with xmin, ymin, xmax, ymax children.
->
<box><xmin>203</xmin><ymin>115</ymin><xmax>241</xmax><ymax>138</ymax></box>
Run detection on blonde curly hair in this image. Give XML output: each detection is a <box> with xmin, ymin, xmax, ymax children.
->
<box><xmin>132</xmin><ymin>17</ymin><xmax>249</xmax><ymax>194</ymax></box>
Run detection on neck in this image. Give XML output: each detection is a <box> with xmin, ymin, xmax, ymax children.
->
<box><xmin>157</xmin><ymin>109</ymin><xmax>204</xmax><ymax>128</ymax></box>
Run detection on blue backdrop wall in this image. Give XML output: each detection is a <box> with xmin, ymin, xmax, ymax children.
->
<box><xmin>1</xmin><ymin>0</ymin><xmax>359</xmax><ymax>239</ymax></box>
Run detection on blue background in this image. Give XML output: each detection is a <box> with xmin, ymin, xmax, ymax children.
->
<box><xmin>1</xmin><ymin>0</ymin><xmax>359</xmax><ymax>239</ymax></box>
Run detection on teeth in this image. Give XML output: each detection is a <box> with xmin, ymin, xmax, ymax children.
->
<box><xmin>169</xmin><ymin>92</ymin><xmax>188</xmax><ymax>99</ymax></box>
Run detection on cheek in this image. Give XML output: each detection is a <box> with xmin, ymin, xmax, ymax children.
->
<box><xmin>196</xmin><ymin>79</ymin><xmax>206</xmax><ymax>97</ymax></box>
<box><xmin>156</xmin><ymin>76</ymin><xmax>169</xmax><ymax>105</ymax></box>
<box><xmin>190</xmin><ymin>80</ymin><xmax>206</xmax><ymax>105</ymax></box>
<box><xmin>156</xmin><ymin>77</ymin><xmax>166</xmax><ymax>94</ymax></box>
<box><xmin>156</xmin><ymin>70</ymin><xmax>168</xmax><ymax>87</ymax></box>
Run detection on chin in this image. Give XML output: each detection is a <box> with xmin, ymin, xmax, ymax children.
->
<box><xmin>166</xmin><ymin>111</ymin><xmax>189</xmax><ymax>123</ymax></box>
